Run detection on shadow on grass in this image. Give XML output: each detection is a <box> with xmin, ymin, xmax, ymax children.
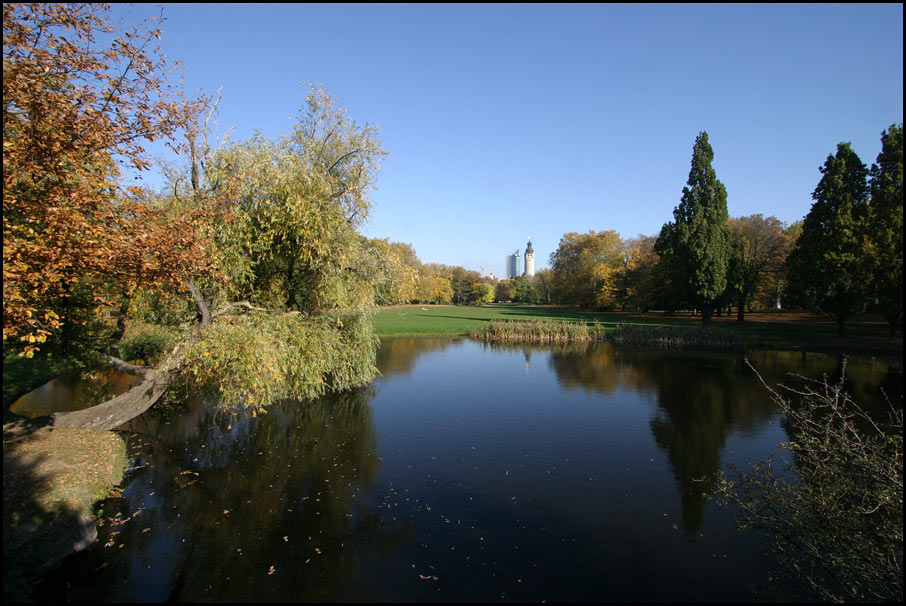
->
<box><xmin>3</xmin><ymin>419</ymin><xmax>100</xmax><ymax>602</ymax></box>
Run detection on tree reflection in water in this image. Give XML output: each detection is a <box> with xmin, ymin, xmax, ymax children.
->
<box><xmin>543</xmin><ymin>343</ymin><xmax>900</xmax><ymax>539</ymax></box>
<box><xmin>38</xmin><ymin>388</ymin><xmax>415</xmax><ymax>603</ymax></box>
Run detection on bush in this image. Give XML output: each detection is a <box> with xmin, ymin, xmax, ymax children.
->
<box><xmin>118</xmin><ymin>322</ymin><xmax>181</xmax><ymax>364</ymax></box>
<box><xmin>715</xmin><ymin>360</ymin><xmax>903</xmax><ymax>602</ymax></box>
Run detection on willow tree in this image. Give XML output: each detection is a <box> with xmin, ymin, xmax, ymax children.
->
<box><xmin>786</xmin><ymin>143</ymin><xmax>869</xmax><ymax>337</ymax></box>
<box><xmin>656</xmin><ymin>132</ymin><xmax>732</xmax><ymax>326</ymax></box>
<box><xmin>169</xmin><ymin>86</ymin><xmax>388</xmax><ymax>410</ymax></box>
<box><xmin>51</xmin><ymin>86</ymin><xmax>388</xmax><ymax>429</ymax></box>
<box><xmin>866</xmin><ymin>124</ymin><xmax>903</xmax><ymax>338</ymax></box>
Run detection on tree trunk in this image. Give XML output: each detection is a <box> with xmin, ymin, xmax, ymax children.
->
<box><xmin>51</xmin><ymin>357</ymin><xmax>172</xmax><ymax>430</ymax></box>
<box><xmin>189</xmin><ymin>281</ymin><xmax>211</xmax><ymax>327</ymax></box>
<box><xmin>701</xmin><ymin>306</ymin><xmax>714</xmax><ymax>327</ymax></box>
<box><xmin>836</xmin><ymin>318</ymin><xmax>846</xmax><ymax>338</ymax></box>
<box><xmin>737</xmin><ymin>292</ymin><xmax>747</xmax><ymax>322</ymax></box>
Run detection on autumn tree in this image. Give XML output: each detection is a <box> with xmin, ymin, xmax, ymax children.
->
<box><xmin>655</xmin><ymin>132</ymin><xmax>732</xmax><ymax>326</ymax></box>
<box><xmin>786</xmin><ymin>143</ymin><xmax>870</xmax><ymax>337</ymax></box>
<box><xmin>618</xmin><ymin>234</ymin><xmax>661</xmax><ymax>312</ymax></box>
<box><xmin>755</xmin><ymin>220</ymin><xmax>801</xmax><ymax>310</ymax></box>
<box><xmin>468</xmin><ymin>281</ymin><xmax>496</xmax><ymax>306</ymax></box>
<box><xmin>368</xmin><ymin>238</ymin><xmax>421</xmax><ymax>305</ymax></box>
<box><xmin>449</xmin><ymin>266</ymin><xmax>481</xmax><ymax>305</ymax></box>
<box><xmin>866</xmin><ymin>124</ymin><xmax>903</xmax><ymax>338</ymax></box>
<box><xmin>727</xmin><ymin>215</ymin><xmax>791</xmax><ymax>321</ymax></box>
<box><xmin>3</xmin><ymin>3</ymin><xmax>206</xmax><ymax>359</ymax></box>
<box><xmin>416</xmin><ymin>264</ymin><xmax>454</xmax><ymax>304</ymax></box>
<box><xmin>549</xmin><ymin>230</ymin><xmax>625</xmax><ymax>308</ymax></box>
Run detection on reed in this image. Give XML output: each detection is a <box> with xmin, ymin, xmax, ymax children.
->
<box><xmin>609</xmin><ymin>323</ymin><xmax>745</xmax><ymax>350</ymax></box>
<box><xmin>470</xmin><ymin>319</ymin><xmax>607</xmax><ymax>343</ymax></box>
<box><xmin>471</xmin><ymin>320</ymin><xmax>745</xmax><ymax>351</ymax></box>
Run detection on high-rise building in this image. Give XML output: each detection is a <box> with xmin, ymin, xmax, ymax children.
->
<box><xmin>524</xmin><ymin>238</ymin><xmax>535</xmax><ymax>277</ymax></box>
<box><xmin>506</xmin><ymin>250</ymin><xmax>521</xmax><ymax>280</ymax></box>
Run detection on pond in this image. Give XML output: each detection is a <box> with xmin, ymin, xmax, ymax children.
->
<box><xmin>31</xmin><ymin>339</ymin><xmax>902</xmax><ymax>602</ymax></box>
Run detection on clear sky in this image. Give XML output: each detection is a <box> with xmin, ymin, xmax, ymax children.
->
<box><xmin>111</xmin><ymin>3</ymin><xmax>903</xmax><ymax>277</ymax></box>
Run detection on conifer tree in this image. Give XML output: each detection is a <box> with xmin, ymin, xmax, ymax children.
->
<box><xmin>656</xmin><ymin>132</ymin><xmax>732</xmax><ymax>326</ymax></box>
<box><xmin>786</xmin><ymin>143</ymin><xmax>869</xmax><ymax>337</ymax></box>
<box><xmin>866</xmin><ymin>124</ymin><xmax>903</xmax><ymax>338</ymax></box>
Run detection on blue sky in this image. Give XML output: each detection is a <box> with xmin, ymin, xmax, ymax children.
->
<box><xmin>112</xmin><ymin>3</ymin><xmax>903</xmax><ymax>277</ymax></box>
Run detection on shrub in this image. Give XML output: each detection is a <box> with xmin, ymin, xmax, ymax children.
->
<box><xmin>715</xmin><ymin>360</ymin><xmax>903</xmax><ymax>602</ymax></box>
<box><xmin>118</xmin><ymin>322</ymin><xmax>181</xmax><ymax>364</ymax></box>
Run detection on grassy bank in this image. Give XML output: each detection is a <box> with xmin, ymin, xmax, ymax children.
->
<box><xmin>374</xmin><ymin>304</ymin><xmax>903</xmax><ymax>356</ymax></box>
<box><xmin>3</xmin><ymin>351</ymin><xmax>131</xmax><ymax>601</ymax></box>
<box><xmin>3</xmin><ymin>421</ymin><xmax>128</xmax><ymax>601</ymax></box>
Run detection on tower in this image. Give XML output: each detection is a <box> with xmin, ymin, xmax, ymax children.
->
<box><xmin>506</xmin><ymin>250</ymin><xmax>520</xmax><ymax>280</ymax></box>
<box><xmin>524</xmin><ymin>237</ymin><xmax>535</xmax><ymax>277</ymax></box>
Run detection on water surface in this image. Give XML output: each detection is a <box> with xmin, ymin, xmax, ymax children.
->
<box><xmin>33</xmin><ymin>339</ymin><xmax>901</xmax><ymax>602</ymax></box>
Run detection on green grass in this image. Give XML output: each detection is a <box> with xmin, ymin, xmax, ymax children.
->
<box><xmin>372</xmin><ymin>304</ymin><xmax>656</xmax><ymax>337</ymax></box>
<box><xmin>373</xmin><ymin>304</ymin><xmax>903</xmax><ymax>356</ymax></box>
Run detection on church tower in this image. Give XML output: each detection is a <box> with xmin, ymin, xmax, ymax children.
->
<box><xmin>524</xmin><ymin>238</ymin><xmax>535</xmax><ymax>277</ymax></box>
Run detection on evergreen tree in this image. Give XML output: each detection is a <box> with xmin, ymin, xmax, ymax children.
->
<box><xmin>786</xmin><ymin>143</ymin><xmax>869</xmax><ymax>337</ymax></box>
<box><xmin>655</xmin><ymin>132</ymin><xmax>732</xmax><ymax>326</ymax></box>
<box><xmin>866</xmin><ymin>124</ymin><xmax>903</xmax><ymax>338</ymax></box>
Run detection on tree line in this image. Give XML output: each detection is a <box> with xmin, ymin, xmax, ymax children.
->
<box><xmin>545</xmin><ymin>128</ymin><xmax>902</xmax><ymax>337</ymax></box>
<box><xmin>372</xmin><ymin>124</ymin><xmax>903</xmax><ymax>342</ymax></box>
<box><xmin>3</xmin><ymin>5</ymin><xmax>901</xmax><ymax>418</ymax></box>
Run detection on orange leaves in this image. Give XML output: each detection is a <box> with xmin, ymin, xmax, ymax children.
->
<box><xmin>3</xmin><ymin>4</ymin><xmax>215</xmax><ymax>349</ymax></box>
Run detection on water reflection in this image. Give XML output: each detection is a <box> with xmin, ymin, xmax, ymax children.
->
<box><xmin>375</xmin><ymin>338</ymin><xmax>462</xmax><ymax>378</ymax></box>
<box><xmin>9</xmin><ymin>367</ymin><xmax>142</xmax><ymax>418</ymax></box>
<box><xmin>535</xmin><ymin>343</ymin><xmax>898</xmax><ymax>539</ymax></box>
<box><xmin>40</xmin><ymin>389</ymin><xmax>414</xmax><ymax>602</ymax></box>
<box><xmin>32</xmin><ymin>340</ymin><xmax>901</xmax><ymax>603</ymax></box>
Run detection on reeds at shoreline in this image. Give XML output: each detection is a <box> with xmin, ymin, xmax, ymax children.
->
<box><xmin>471</xmin><ymin>320</ymin><xmax>745</xmax><ymax>350</ymax></box>
<box><xmin>470</xmin><ymin>319</ymin><xmax>606</xmax><ymax>343</ymax></box>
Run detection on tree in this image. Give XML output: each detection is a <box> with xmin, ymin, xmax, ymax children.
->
<box><xmin>786</xmin><ymin>143</ymin><xmax>869</xmax><ymax>337</ymax></box>
<box><xmin>416</xmin><ymin>264</ymin><xmax>454</xmax><ymax>304</ymax></box>
<box><xmin>167</xmin><ymin>85</ymin><xmax>387</xmax><ymax>409</ymax></box>
<box><xmin>655</xmin><ymin>132</ymin><xmax>732</xmax><ymax>326</ymax></box>
<box><xmin>510</xmin><ymin>275</ymin><xmax>540</xmax><ymax>304</ymax></box>
<box><xmin>368</xmin><ymin>238</ymin><xmax>420</xmax><ymax>305</ymax></box>
<box><xmin>468</xmin><ymin>281</ymin><xmax>495</xmax><ymax>306</ymax></box>
<box><xmin>716</xmin><ymin>363</ymin><xmax>902</xmax><ymax>602</ymax></box>
<box><xmin>727</xmin><ymin>215</ymin><xmax>791</xmax><ymax>321</ymax></box>
<box><xmin>494</xmin><ymin>280</ymin><xmax>513</xmax><ymax>302</ymax></box>
<box><xmin>532</xmin><ymin>269</ymin><xmax>554</xmax><ymax>304</ymax></box>
<box><xmin>757</xmin><ymin>220</ymin><xmax>801</xmax><ymax>310</ymax></box>
<box><xmin>866</xmin><ymin>124</ymin><xmax>903</xmax><ymax>338</ymax></box>
<box><xmin>3</xmin><ymin>3</ymin><xmax>206</xmax><ymax>358</ymax></box>
<box><xmin>618</xmin><ymin>234</ymin><xmax>660</xmax><ymax>312</ymax></box>
<box><xmin>449</xmin><ymin>266</ymin><xmax>480</xmax><ymax>305</ymax></box>
<box><xmin>549</xmin><ymin>230</ymin><xmax>625</xmax><ymax>308</ymax></box>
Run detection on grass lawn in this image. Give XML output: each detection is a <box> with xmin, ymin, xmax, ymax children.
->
<box><xmin>372</xmin><ymin>304</ymin><xmax>903</xmax><ymax>356</ymax></box>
